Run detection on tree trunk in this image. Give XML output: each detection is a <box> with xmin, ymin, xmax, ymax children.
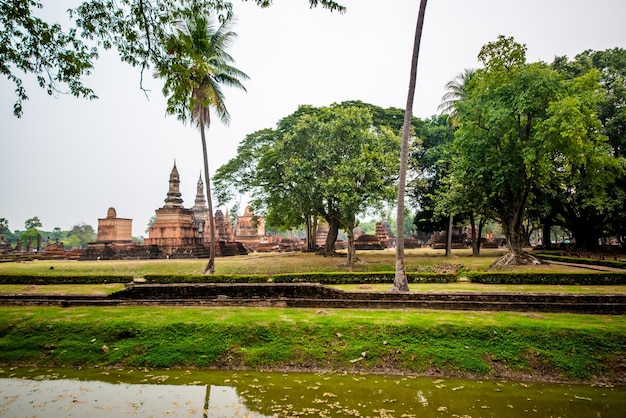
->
<box><xmin>571</xmin><ymin>228</ymin><xmax>601</xmax><ymax>252</ymax></box>
<box><xmin>393</xmin><ymin>0</ymin><xmax>428</xmax><ymax>292</ymax></box>
<box><xmin>200</xmin><ymin>123</ymin><xmax>216</xmax><ymax>274</ymax></box>
<box><xmin>541</xmin><ymin>221</ymin><xmax>552</xmax><ymax>248</ymax></box>
<box><xmin>305</xmin><ymin>214</ymin><xmax>318</xmax><ymax>252</ymax></box>
<box><xmin>445</xmin><ymin>214</ymin><xmax>453</xmax><ymax>257</ymax></box>
<box><xmin>345</xmin><ymin>217</ymin><xmax>357</xmax><ymax>269</ymax></box>
<box><xmin>305</xmin><ymin>215</ymin><xmax>313</xmax><ymax>251</ymax></box>
<box><xmin>477</xmin><ymin>216</ymin><xmax>485</xmax><ymax>256</ymax></box>
<box><xmin>323</xmin><ymin>216</ymin><xmax>340</xmax><ymax>256</ymax></box>
<box><xmin>502</xmin><ymin>216</ymin><xmax>525</xmax><ymax>256</ymax></box>
<box><xmin>469</xmin><ymin>212</ymin><xmax>479</xmax><ymax>256</ymax></box>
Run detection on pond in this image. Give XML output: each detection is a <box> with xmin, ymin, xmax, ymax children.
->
<box><xmin>1</xmin><ymin>367</ymin><xmax>624</xmax><ymax>417</ymax></box>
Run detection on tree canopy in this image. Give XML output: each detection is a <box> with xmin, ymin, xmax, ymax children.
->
<box><xmin>449</xmin><ymin>36</ymin><xmax>611</xmax><ymax>259</ymax></box>
<box><xmin>214</xmin><ymin>102</ymin><xmax>400</xmax><ymax>263</ymax></box>
<box><xmin>2</xmin><ymin>0</ymin><xmax>344</xmax><ymax>117</ymax></box>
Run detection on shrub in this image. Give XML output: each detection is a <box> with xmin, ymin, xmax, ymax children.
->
<box><xmin>271</xmin><ymin>272</ymin><xmax>457</xmax><ymax>284</ymax></box>
<box><xmin>142</xmin><ymin>274</ymin><xmax>271</xmax><ymax>284</ymax></box>
<box><xmin>466</xmin><ymin>272</ymin><xmax>626</xmax><ymax>285</ymax></box>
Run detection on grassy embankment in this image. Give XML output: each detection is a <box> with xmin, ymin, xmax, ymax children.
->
<box><xmin>1</xmin><ymin>249</ymin><xmax>624</xmax><ymax>382</ymax></box>
<box><xmin>0</xmin><ymin>306</ymin><xmax>624</xmax><ymax>383</ymax></box>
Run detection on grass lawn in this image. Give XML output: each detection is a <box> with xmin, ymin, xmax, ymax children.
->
<box><xmin>0</xmin><ymin>248</ymin><xmax>597</xmax><ymax>276</ymax></box>
<box><xmin>329</xmin><ymin>283</ymin><xmax>626</xmax><ymax>294</ymax></box>
<box><xmin>2</xmin><ymin>248</ymin><xmax>623</xmax><ymax>295</ymax></box>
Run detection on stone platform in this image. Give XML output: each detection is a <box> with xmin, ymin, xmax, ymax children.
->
<box><xmin>0</xmin><ymin>283</ymin><xmax>624</xmax><ymax>314</ymax></box>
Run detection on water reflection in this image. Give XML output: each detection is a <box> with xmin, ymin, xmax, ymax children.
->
<box><xmin>0</xmin><ymin>368</ymin><xmax>624</xmax><ymax>417</ymax></box>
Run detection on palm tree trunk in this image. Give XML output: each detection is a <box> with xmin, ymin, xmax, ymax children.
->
<box><xmin>200</xmin><ymin>123</ymin><xmax>216</xmax><ymax>274</ymax></box>
<box><xmin>393</xmin><ymin>0</ymin><xmax>428</xmax><ymax>292</ymax></box>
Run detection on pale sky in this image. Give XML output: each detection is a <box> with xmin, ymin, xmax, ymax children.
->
<box><xmin>2</xmin><ymin>0</ymin><xmax>625</xmax><ymax>237</ymax></box>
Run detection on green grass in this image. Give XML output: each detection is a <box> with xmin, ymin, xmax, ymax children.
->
<box><xmin>329</xmin><ymin>283</ymin><xmax>626</xmax><ymax>294</ymax></box>
<box><xmin>0</xmin><ymin>306</ymin><xmax>624</xmax><ymax>382</ymax></box>
<box><xmin>0</xmin><ymin>248</ymin><xmax>594</xmax><ymax>277</ymax></box>
<box><xmin>0</xmin><ymin>284</ymin><xmax>126</xmax><ymax>295</ymax></box>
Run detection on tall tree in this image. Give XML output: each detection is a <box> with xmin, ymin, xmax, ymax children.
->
<box><xmin>452</xmin><ymin>36</ymin><xmax>608</xmax><ymax>263</ymax></box>
<box><xmin>214</xmin><ymin>103</ymin><xmax>399</xmax><ymax>263</ymax></box>
<box><xmin>24</xmin><ymin>216</ymin><xmax>42</xmax><ymax>230</ymax></box>
<box><xmin>20</xmin><ymin>216</ymin><xmax>43</xmax><ymax>250</ymax></box>
<box><xmin>157</xmin><ymin>13</ymin><xmax>248</xmax><ymax>273</ymax></box>
<box><xmin>393</xmin><ymin>0</ymin><xmax>428</xmax><ymax>292</ymax></box>
<box><xmin>409</xmin><ymin>115</ymin><xmax>458</xmax><ymax>252</ymax></box>
<box><xmin>549</xmin><ymin>48</ymin><xmax>626</xmax><ymax>249</ymax></box>
<box><xmin>434</xmin><ymin>69</ymin><xmax>491</xmax><ymax>256</ymax></box>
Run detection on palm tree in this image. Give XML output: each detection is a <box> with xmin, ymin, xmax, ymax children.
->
<box><xmin>437</xmin><ymin>68</ymin><xmax>475</xmax><ymax>126</ymax></box>
<box><xmin>438</xmin><ymin>68</ymin><xmax>475</xmax><ymax>257</ymax></box>
<box><xmin>159</xmin><ymin>14</ymin><xmax>248</xmax><ymax>274</ymax></box>
<box><xmin>393</xmin><ymin>0</ymin><xmax>428</xmax><ymax>292</ymax></box>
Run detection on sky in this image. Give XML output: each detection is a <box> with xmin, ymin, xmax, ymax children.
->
<box><xmin>2</xmin><ymin>0</ymin><xmax>626</xmax><ymax>237</ymax></box>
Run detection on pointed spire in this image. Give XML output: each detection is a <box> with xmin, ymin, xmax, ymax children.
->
<box><xmin>164</xmin><ymin>160</ymin><xmax>184</xmax><ymax>208</ymax></box>
<box><xmin>193</xmin><ymin>171</ymin><xmax>208</xmax><ymax>212</ymax></box>
<box><xmin>196</xmin><ymin>172</ymin><xmax>204</xmax><ymax>195</ymax></box>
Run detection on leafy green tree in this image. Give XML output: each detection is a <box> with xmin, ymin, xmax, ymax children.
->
<box><xmin>157</xmin><ymin>13</ymin><xmax>248</xmax><ymax>274</ymax></box>
<box><xmin>549</xmin><ymin>48</ymin><xmax>626</xmax><ymax>249</ymax></box>
<box><xmin>69</xmin><ymin>222</ymin><xmax>96</xmax><ymax>248</ymax></box>
<box><xmin>433</xmin><ymin>69</ymin><xmax>491</xmax><ymax>256</ymax></box>
<box><xmin>452</xmin><ymin>36</ymin><xmax>608</xmax><ymax>262</ymax></box>
<box><xmin>393</xmin><ymin>0</ymin><xmax>428</xmax><ymax>292</ymax></box>
<box><xmin>3</xmin><ymin>0</ymin><xmax>344</xmax><ymax>117</ymax></box>
<box><xmin>408</xmin><ymin>115</ymin><xmax>456</xmax><ymax>246</ymax></box>
<box><xmin>20</xmin><ymin>216</ymin><xmax>43</xmax><ymax>250</ymax></box>
<box><xmin>24</xmin><ymin>216</ymin><xmax>42</xmax><ymax>230</ymax></box>
<box><xmin>291</xmin><ymin>106</ymin><xmax>398</xmax><ymax>265</ymax></box>
<box><xmin>215</xmin><ymin>103</ymin><xmax>400</xmax><ymax>264</ymax></box>
<box><xmin>1</xmin><ymin>0</ymin><xmax>98</xmax><ymax>117</ymax></box>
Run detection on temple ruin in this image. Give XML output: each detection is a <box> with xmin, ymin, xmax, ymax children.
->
<box><xmin>97</xmin><ymin>207</ymin><xmax>133</xmax><ymax>243</ymax></box>
<box><xmin>33</xmin><ymin>162</ymin><xmax>412</xmax><ymax>261</ymax></box>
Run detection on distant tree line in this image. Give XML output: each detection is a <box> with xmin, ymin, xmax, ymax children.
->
<box><xmin>0</xmin><ymin>217</ymin><xmax>97</xmax><ymax>250</ymax></box>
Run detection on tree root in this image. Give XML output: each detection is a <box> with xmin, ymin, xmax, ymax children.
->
<box><xmin>488</xmin><ymin>252</ymin><xmax>543</xmax><ymax>270</ymax></box>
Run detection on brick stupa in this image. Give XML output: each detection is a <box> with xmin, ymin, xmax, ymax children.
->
<box><xmin>144</xmin><ymin>162</ymin><xmax>206</xmax><ymax>257</ymax></box>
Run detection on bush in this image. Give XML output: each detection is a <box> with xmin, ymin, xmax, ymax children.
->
<box><xmin>0</xmin><ymin>272</ymin><xmax>458</xmax><ymax>285</ymax></box>
<box><xmin>142</xmin><ymin>274</ymin><xmax>271</xmax><ymax>284</ymax></box>
<box><xmin>271</xmin><ymin>272</ymin><xmax>457</xmax><ymax>284</ymax></box>
<box><xmin>466</xmin><ymin>272</ymin><xmax>626</xmax><ymax>285</ymax></box>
